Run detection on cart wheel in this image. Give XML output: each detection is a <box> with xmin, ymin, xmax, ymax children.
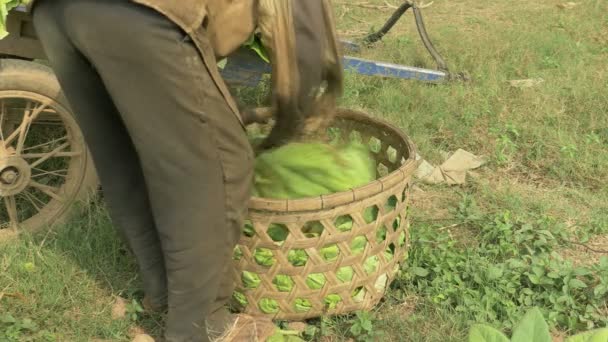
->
<box><xmin>0</xmin><ymin>59</ymin><xmax>98</xmax><ymax>240</ymax></box>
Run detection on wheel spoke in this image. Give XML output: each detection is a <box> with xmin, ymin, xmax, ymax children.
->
<box><xmin>4</xmin><ymin>196</ymin><xmax>19</xmax><ymax>230</ymax></box>
<box><xmin>29</xmin><ymin>142</ymin><xmax>71</xmax><ymax>168</ymax></box>
<box><xmin>0</xmin><ymin>100</ymin><xmax>6</xmax><ymax>142</ymax></box>
<box><xmin>3</xmin><ymin>102</ymin><xmax>49</xmax><ymax>149</ymax></box>
<box><xmin>23</xmin><ymin>135</ymin><xmax>68</xmax><ymax>152</ymax></box>
<box><xmin>22</xmin><ymin>151</ymin><xmax>81</xmax><ymax>159</ymax></box>
<box><xmin>31</xmin><ymin>168</ymin><xmax>69</xmax><ymax>179</ymax></box>
<box><xmin>29</xmin><ymin>180</ymin><xmax>65</xmax><ymax>203</ymax></box>
<box><xmin>19</xmin><ymin>191</ymin><xmax>44</xmax><ymax>212</ymax></box>
<box><xmin>15</xmin><ymin>101</ymin><xmax>34</xmax><ymax>153</ymax></box>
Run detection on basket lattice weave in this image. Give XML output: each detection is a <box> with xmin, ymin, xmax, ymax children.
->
<box><xmin>232</xmin><ymin>109</ymin><xmax>419</xmax><ymax>320</ymax></box>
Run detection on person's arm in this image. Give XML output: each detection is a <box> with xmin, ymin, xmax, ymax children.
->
<box><xmin>257</xmin><ymin>0</ymin><xmax>343</xmax><ymax>149</ymax></box>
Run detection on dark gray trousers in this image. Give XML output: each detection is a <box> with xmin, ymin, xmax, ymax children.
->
<box><xmin>33</xmin><ymin>1</ymin><xmax>254</xmax><ymax>340</ymax></box>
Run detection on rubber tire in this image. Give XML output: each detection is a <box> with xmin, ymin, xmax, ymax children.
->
<box><xmin>0</xmin><ymin>58</ymin><xmax>99</xmax><ymax>237</ymax></box>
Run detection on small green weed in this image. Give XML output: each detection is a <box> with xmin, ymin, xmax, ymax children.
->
<box><xmin>491</xmin><ymin>124</ymin><xmax>520</xmax><ymax>165</ymax></box>
<box><xmin>560</xmin><ymin>144</ymin><xmax>579</xmax><ymax>159</ymax></box>
<box><xmin>576</xmin><ymin>216</ymin><xmax>608</xmax><ymax>242</ymax></box>
<box><xmin>0</xmin><ymin>314</ymin><xmax>56</xmax><ymax>342</ymax></box>
<box><xmin>348</xmin><ymin>311</ymin><xmax>384</xmax><ymax>342</ymax></box>
<box><xmin>126</xmin><ymin>299</ymin><xmax>145</xmax><ymax>322</ymax></box>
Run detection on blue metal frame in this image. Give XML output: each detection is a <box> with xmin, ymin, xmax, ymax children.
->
<box><xmin>220</xmin><ymin>43</ymin><xmax>447</xmax><ymax>87</ymax></box>
<box><xmin>343</xmin><ymin>56</ymin><xmax>446</xmax><ymax>82</ymax></box>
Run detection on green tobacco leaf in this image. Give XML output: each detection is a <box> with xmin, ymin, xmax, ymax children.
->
<box><xmin>243</xmin><ymin>34</ymin><xmax>270</xmax><ymax>63</ymax></box>
<box><xmin>1</xmin><ymin>0</ymin><xmax>24</xmax><ymax>39</ymax></box>
<box><xmin>217</xmin><ymin>58</ymin><xmax>228</xmax><ymax>69</ymax></box>
<box><xmin>511</xmin><ymin>308</ymin><xmax>551</xmax><ymax>342</ymax></box>
<box><xmin>468</xmin><ymin>324</ymin><xmax>509</xmax><ymax>342</ymax></box>
<box><xmin>565</xmin><ymin>329</ymin><xmax>608</xmax><ymax>342</ymax></box>
<box><xmin>565</xmin><ymin>331</ymin><xmax>595</xmax><ymax>342</ymax></box>
<box><xmin>588</xmin><ymin>329</ymin><xmax>608</xmax><ymax>342</ymax></box>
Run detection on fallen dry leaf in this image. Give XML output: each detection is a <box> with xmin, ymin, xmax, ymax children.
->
<box><xmin>0</xmin><ymin>292</ymin><xmax>26</xmax><ymax>301</ymax></box>
<box><xmin>416</xmin><ymin>149</ymin><xmax>486</xmax><ymax>185</ymax></box>
<box><xmin>132</xmin><ymin>334</ymin><xmax>155</xmax><ymax>342</ymax></box>
<box><xmin>129</xmin><ymin>326</ymin><xmax>146</xmax><ymax>337</ymax></box>
<box><xmin>509</xmin><ymin>78</ymin><xmax>545</xmax><ymax>88</ymax></box>
<box><xmin>557</xmin><ymin>2</ymin><xmax>579</xmax><ymax>9</ymax></box>
<box><xmin>287</xmin><ymin>321</ymin><xmax>308</xmax><ymax>332</ymax></box>
<box><xmin>552</xmin><ymin>330</ymin><xmax>567</xmax><ymax>342</ymax></box>
<box><xmin>111</xmin><ymin>297</ymin><xmax>127</xmax><ymax>320</ymax></box>
<box><xmin>128</xmin><ymin>326</ymin><xmax>147</xmax><ymax>338</ymax></box>
<box><xmin>319</xmin><ymin>337</ymin><xmax>354</xmax><ymax>342</ymax></box>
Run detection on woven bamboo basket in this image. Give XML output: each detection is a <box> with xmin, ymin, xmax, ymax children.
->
<box><xmin>232</xmin><ymin>109</ymin><xmax>419</xmax><ymax>320</ymax></box>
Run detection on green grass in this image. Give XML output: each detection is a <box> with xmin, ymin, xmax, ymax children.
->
<box><xmin>0</xmin><ymin>205</ymin><xmax>154</xmax><ymax>341</ymax></box>
<box><xmin>2</xmin><ymin>0</ymin><xmax>608</xmax><ymax>341</ymax></box>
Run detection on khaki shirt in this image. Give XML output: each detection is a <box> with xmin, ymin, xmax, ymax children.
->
<box><xmin>29</xmin><ymin>0</ymin><xmax>256</xmax><ymax>57</ymax></box>
<box><xmin>130</xmin><ymin>0</ymin><xmax>257</xmax><ymax>58</ymax></box>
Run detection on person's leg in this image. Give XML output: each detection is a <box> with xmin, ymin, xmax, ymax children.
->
<box><xmin>32</xmin><ymin>0</ymin><xmax>168</xmax><ymax>310</ymax></box>
<box><xmin>56</xmin><ymin>1</ymin><xmax>254</xmax><ymax>340</ymax></box>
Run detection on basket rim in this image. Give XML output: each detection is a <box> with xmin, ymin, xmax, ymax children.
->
<box><xmin>249</xmin><ymin>108</ymin><xmax>419</xmax><ymax>212</ymax></box>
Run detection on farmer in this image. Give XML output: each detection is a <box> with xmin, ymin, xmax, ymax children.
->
<box><xmin>30</xmin><ymin>0</ymin><xmax>342</xmax><ymax>341</ymax></box>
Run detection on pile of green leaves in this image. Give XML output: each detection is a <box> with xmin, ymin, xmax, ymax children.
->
<box><xmin>253</xmin><ymin>142</ymin><xmax>376</xmax><ymax>199</ymax></box>
<box><xmin>398</xmin><ymin>198</ymin><xmax>608</xmax><ymax>331</ymax></box>
<box><xmin>0</xmin><ymin>0</ymin><xmax>27</xmax><ymax>39</ymax></box>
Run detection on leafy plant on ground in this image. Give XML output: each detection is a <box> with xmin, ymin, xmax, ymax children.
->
<box><xmin>0</xmin><ymin>313</ymin><xmax>56</xmax><ymax>342</ymax></box>
<box><xmin>491</xmin><ymin>124</ymin><xmax>520</xmax><ymax>165</ymax></box>
<box><xmin>348</xmin><ymin>311</ymin><xmax>384</xmax><ymax>342</ymax></box>
<box><xmin>469</xmin><ymin>307</ymin><xmax>608</xmax><ymax>342</ymax></box>
<box><xmin>125</xmin><ymin>299</ymin><xmax>145</xmax><ymax>322</ymax></box>
<box><xmin>575</xmin><ymin>216</ymin><xmax>608</xmax><ymax>243</ymax></box>
<box><xmin>397</xmin><ymin>196</ymin><xmax>608</xmax><ymax>332</ymax></box>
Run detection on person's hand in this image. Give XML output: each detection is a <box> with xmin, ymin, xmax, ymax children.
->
<box><xmin>241</xmin><ymin>107</ymin><xmax>273</xmax><ymax>126</ymax></box>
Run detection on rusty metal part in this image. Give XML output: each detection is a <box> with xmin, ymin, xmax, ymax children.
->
<box><xmin>363</xmin><ymin>1</ymin><xmax>414</xmax><ymax>45</ymax></box>
<box><xmin>0</xmin><ymin>155</ymin><xmax>31</xmax><ymax>196</ymax></box>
